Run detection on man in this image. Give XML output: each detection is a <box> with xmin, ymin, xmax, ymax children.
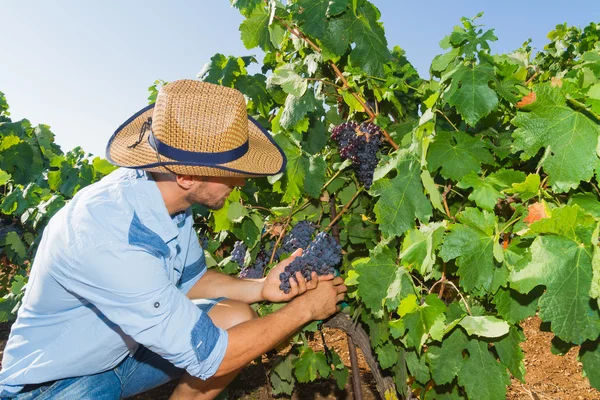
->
<box><xmin>0</xmin><ymin>80</ymin><xmax>346</xmax><ymax>399</ymax></box>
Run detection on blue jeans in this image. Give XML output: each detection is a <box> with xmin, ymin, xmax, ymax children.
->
<box><xmin>10</xmin><ymin>298</ymin><xmax>225</xmax><ymax>400</ymax></box>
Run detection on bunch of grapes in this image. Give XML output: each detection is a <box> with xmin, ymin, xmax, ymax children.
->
<box><xmin>239</xmin><ymin>248</ymin><xmax>269</xmax><ymax>279</ymax></box>
<box><xmin>281</xmin><ymin>220</ymin><xmax>316</xmax><ymax>253</ymax></box>
<box><xmin>279</xmin><ymin>232</ymin><xmax>342</xmax><ymax>294</ymax></box>
<box><xmin>231</xmin><ymin>241</ymin><xmax>247</xmax><ymax>267</ymax></box>
<box><xmin>331</xmin><ymin>121</ymin><xmax>383</xmax><ymax>189</ymax></box>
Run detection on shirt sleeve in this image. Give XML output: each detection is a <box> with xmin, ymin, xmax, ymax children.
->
<box><xmin>57</xmin><ymin>241</ymin><xmax>227</xmax><ymax>380</ymax></box>
<box><xmin>178</xmin><ymin>231</ymin><xmax>207</xmax><ymax>295</ymax></box>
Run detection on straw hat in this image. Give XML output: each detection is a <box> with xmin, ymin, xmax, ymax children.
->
<box><xmin>106</xmin><ymin>80</ymin><xmax>286</xmax><ymax>177</ymax></box>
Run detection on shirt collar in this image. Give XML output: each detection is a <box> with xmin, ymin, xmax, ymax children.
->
<box><xmin>127</xmin><ymin>169</ymin><xmax>180</xmax><ymax>243</ymax></box>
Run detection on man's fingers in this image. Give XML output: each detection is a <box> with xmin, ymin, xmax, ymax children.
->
<box><xmin>288</xmin><ymin>276</ymin><xmax>299</xmax><ymax>297</ymax></box>
<box><xmin>318</xmin><ymin>273</ymin><xmax>334</xmax><ymax>281</ymax></box>
<box><xmin>332</xmin><ymin>276</ymin><xmax>344</xmax><ymax>285</ymax></box>
<box><xmin>306</xmin><ymin>272</ymin><xmax>319</xmax><ymax>289</ymax></box>
<box><xmin>295</xmin><ymin>271</ymin><xmax>307</xmax><ymax>293</ymax></box>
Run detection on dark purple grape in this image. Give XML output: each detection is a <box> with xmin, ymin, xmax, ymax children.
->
<box><xmin>278</xmin><ymin>232</ymin><xmax>342</xmax><ymax>293</ymax></box>
<box><xmin>239</xmin><ymin>248</ymin><xmax>269</xmax><ymax>279</ymax></box>
<box><xmin>231</xmin><ymin>241</ymin><xmax>247</xmax><ymax>267</ymax></box>
<box><xmin>281</xmin><ymin>220</ymin><xmax>315</xmax><ymax>253</ymax></box>
<box><xmin>331</xmin><ymin>121</ymin><xmax>383</xmax><ymax>189</ymax></box>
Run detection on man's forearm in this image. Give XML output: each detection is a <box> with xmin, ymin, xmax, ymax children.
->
<box><xmin>213</xmin><ymin>299</ymin><xmax>311</xmax><ymax>377</ymax></box>
<box><xmin>187</xmin><ymin>270</ymin><xmax>264</xmax><ymax>303</ymax></box>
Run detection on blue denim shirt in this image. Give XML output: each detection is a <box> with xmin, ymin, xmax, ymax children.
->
<box><xmin>0</xmin><ymin>168</ymin><xmax>228</xmax><ymax>396</ymax></box>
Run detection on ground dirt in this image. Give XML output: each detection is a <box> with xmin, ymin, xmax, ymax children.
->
<box><xmin>1</xmin><ymin>315</ymin><xmax>599</xmax><ymax>399</ymax></box>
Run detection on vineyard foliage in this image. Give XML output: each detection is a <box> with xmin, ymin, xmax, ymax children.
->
<box><xmin>1</xmin><ymin>1</ymin><xmax>600</xmax><ymax>398</ymax></box>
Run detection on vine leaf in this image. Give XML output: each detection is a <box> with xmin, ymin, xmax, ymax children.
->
<box><xmin>293</xmin><ymin>0</ymin><xmax>330</xmax><ymax>39</ymax></box>
<box><xmin>494</xmin><ymin>326</ymin><xmax>526</xmax><ymax>382</ymax></box>
<box><xmin>272</xmin><ymin>134</ymin><xmax>305</xmax><ymax>203</ymax></box>
<box><xmin>401</xmin><ymin>294</ymin><xmax>447</xmax><ymax>350</ymax></box>
<box><xmin>347</xmin><ymin>3</ymin><xmax>391</xmax><ymax>77</ymax></box>
<box><xmin>444</xmin><ymin>62</ymin><xmax>499</xmax><ymax>126</ymax></box>
<box><xmin>427</xmin><ymin>130</ymin><xmax>494</xmax><ymax>181</ymax></box>
<box><xmin>426</xmin><ymin>327</ymin><xmax>469</xmax><ymax>385</ymax></box>
<box><xmin>239</xmin><ymin>7</ymin><xmax>273</xmax><ymax>51</ymax></box>
<box><xmin>355</xmin><ymin>245</ymin><xmax>405</xmax><ymax>318</ymax></box>
<box><xmin>512</xmin><ymin>83</ymin><xmax>600</xmax><ymax>193</ymax></box>
<box><xmin>457</xmin><ymin>340</ymin><xmax>510</xmax><ymax>400</ymax></box>
<box><xmin>370</xmin><ymin>152</ymin><xmax>432</xmax><ymax>239</ymax></box>
<box><xmin>492</xmin><ymin>286</ymin><xmax>540</xmax><ymax>325</ymax></box>
<box><xmin>294</xmin><ymin>347</ymin><xmax>331</xmax><ymax>383</ymax></box>
<box><xmin>458</xmin><ymin>316</ymin><xmax>509</xmax><ymax>338</ymax></box>
<box><xmin>510</xmin><ymin>205</ymin><xmax>600</xmax><ymax>344</ymax></box>
<box><xmin>457</xmin><ymin>169</ymin><xmax>526</xmax><ymax>211</ymax></box>
<box><xmin>440</xmin><ymin>208</ymin><xmax>508</xmax><ymax>296</ymax></box>
<box><xmin>400</xmin><ymin>221</ymin><xmax>447</xmax><ymax>279</ymax></box>
<box><xmin>580</xmin><ymin>339</ymin><xmax>600</xmax><ymax>390</ymax></box>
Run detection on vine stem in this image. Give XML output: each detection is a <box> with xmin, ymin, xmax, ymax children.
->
<box><xmin>442</xmin><ymin>184</ymin><xmax>453</xmax><ymax>218</ymax></box>
<box><xmin>325</xmin><ymin>187</ymin><xmax>364</xmax><ymax>232</ymax></box>
<box><xmin>269</xmin><ymin>205</ymin><xmax>294</xmax><ymax>264</ymax></box>
<box><xmin>435</xmin><ymin>110</ymin><xmax>459</xmax><ymax>132</ymax></box>
<box><xmin>305</xmin><ymin>77</ymin><xmax>343</xmax><ymax>89</ymax></box>
<box><xmin>322</xmin><ymin>168</ymin><xmax>344</xmax><ymax>191</ymax></box>
<box><xmin>328</xmin><ymin>196</ymin><xmax>363</xmax><ymax>400</ymax></box>
<box><xmin>274</xmin><ymin>16</ymin><xmax>399</xmax><ymax>150</ymax></box>
<box><xmin>524</xmin><ymin>71</ymin><xmax>539</xmax><ymax>86</ymax></box>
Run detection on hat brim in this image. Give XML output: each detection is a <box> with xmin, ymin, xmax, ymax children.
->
<box><xmin>106</xmin><ymin>103</ymin><xmax>286</xmax><ymax>178</ymax></box>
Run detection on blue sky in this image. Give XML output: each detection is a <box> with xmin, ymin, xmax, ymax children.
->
<box><xmin>1</xmin><ymin>0</ymin><xmax>598</xmax><ymax>157</ymax></box>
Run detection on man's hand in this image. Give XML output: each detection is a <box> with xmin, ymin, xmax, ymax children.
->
<box><xmin>260</xmin><ymin>248</ymin><xmax>334</xmax><ymax>303</ymax></box>
<box><xmin>293</xmin><ymin>276</ymin><xmax>347</xmax><ymax>321</ymax></box>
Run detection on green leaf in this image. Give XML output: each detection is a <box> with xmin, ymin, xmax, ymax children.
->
<box><xmin>294</xmin><ymin>347</ymin><xmax>331</xmax><ymax>383</ymax></box>
<box><xmin>212</xmin><ymin>190</ymin><xmax>241</xmax><ymax>231</ymax></box>
<box><xmin>402</xmin><ymin>294</ymin><xmax>447</xmax><ymax>350</ymax></box>
<box><xmin>427</xmin><ymin>327</ymin><xmax>469</xmax><ymax>385</ymax></box>
<box><xmin>492</xmin><ymin>286</ymin><xmax>540</xmax><ymax>325</ymax></box>
<box><xmin>347</xmin><ymin>4</ymin><xmax>391</xmax><ymax>77</ymax></box>
<box><xmin>227</xmin><ymin>201</ymin><xmax>248</xmax><ymax>223</ymax></box>
<box><xmin>580</xmin><ymin>339</ymin><xmax>600</xmax><ymax>390</ymax></box>
<box><xmin>505</xmin><ymin>173</ymin><xmax>540</xmax><ymax>202</ymax></box>
<box><xmin>459</xmin><ymin>316</ymin><xmax>509</xmax><ymax>338</ymax></box>
<box><xmin>330</xmin><ymin>351</ymin><xmax>348</xmax><ymax>390</ymax></box>
<box><xmin>370</xmin><ymin>151</ymin><xmax>432</xmax><ymax>239</ymax></box>
<box><xmin>510</xmin><ymin>205</ymin><xmax>600</xmax><ymax>344</ymax></box>
<box><xmin>440</xmin><ymin>208</ymin><xmax>508</xmax><ymax>296</ymax></box>
<box><xmin>457</xmin><ymin>169</ymin><xmax>526</xmax><ymax>211</ymax></box>
<box><xmin>304</xmin><ymin>155</ymin><xmax>327</xmax><ymax>199</ymax></box>
<box><xmin>420</xmin><ymin>170</ymin><xmax>444</xmax><ymax>213</ymax></box>
<box><xmin>3</xmin><ymin>231</ymin><xmax>27</xmax><ymax>260</ymax></box>
<box><xmin>320</xmin><ymin>13</ymin><xmax>352</xmax><ymax>60</ymax></box>
<box><xmin>494</xmin><ymin>326</ymin><xmax>526</xmax><ymax>382</ymax></box>
<box><xmin>280</xmin><ymin>90</ymin><xmax>319</xmax><ymax>130</ymax></box>
<box><xmin>457</xmin><ymin>339</ymin><xmax>510</xmax><ymax>400</ymax></box>
<box><xmin>270</xmin><ymin>354</ymin><xmax>296</xmax><ymax>396</ymax></box>
<box><xmin>239</xmin><ymin>7</ymin><xmax>273</xmax><ymax>51</ymax></box>
<box><xmin>232</xmin><ymin>218</ymin><xmax>260</xmax><ymax>247</ymax></box>
<box><xmin>91</xmin><ymin>157</ymin><xmax>117</xmax><ymax>176</ymax></box>
<box><xmin>405</xmin><ymin>350</ymin><xmax>431</xmax><ymax>385</ymax></box>
<box><xmin>399</xmin><ymin>221</ymin><xmax>447</xmax><ymax>279</ymax></box>
<box><xmin>445</xmin><ymin>62</ymin><xmax>499</xmax><ymax>126</ymax></box>
<box><xmin>569</xmin><ymin>193</ymin><xmax>600</xmax><ymax>219</ymax></box>
<box><xmin>385</xmin><ymin>262</ymin><xmax>417</xmax><ymax>312</ymax></box>
<box><xmin>0</xmin><ymin>169</ymin><xmax>11</xmax><ymax>185</ymax></box>
<box><xmin>340</xmin><ymin>90</ymin><xmax>365</xmax><ymax>112</ymax></box>
<box><xmin>512</xmin><ymin>83</ymin><xmax>600</xmax><ymax>192</ymax></box>
<box><xmin>355</xmin><ymin>245</ymin><xmax>402</xmax><ymax>318</ymax></box>
<box><xmin>270</xmin><ymin>65</ymin><xmax>307</xmax><ymax>97</ymax></box>
<box><xmin>230</xmin><ymin>0</ymin><xmax>262</xmax><ymax>17</ymax></box>
<box><xmin>273</xmin><ymin>134</ymin><xmax>305</xmax><ymax>203</ymax></box>
<box><xmin>376</xmin><ymin>341</ymin><xmax>399</xmax><ymax>369</ymax></box>
<box><xmin>427</xmin><ymin>131</ymin><xmax>494</xmax><ymax>181</ymax></box>
<box><xmin>293</xmin><ymin>0</ymin><xmax>329</xmax><ymax>38</ymax></box>
<box><xmin>327</xmin><ymin>0</ymin><xmax>349</xmax><ymax>16</ymax></box>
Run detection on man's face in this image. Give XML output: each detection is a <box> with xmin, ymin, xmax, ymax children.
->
<box><xmin>187</xmin><ymin>176</ymin><xmax>246</xmax><ymax>210</ymax></box>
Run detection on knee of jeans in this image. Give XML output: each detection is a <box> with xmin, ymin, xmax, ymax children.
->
<box><xmin>215</xmin><ymin>299</ymin><xmax>258</xmax><ymax>329</ymax></box>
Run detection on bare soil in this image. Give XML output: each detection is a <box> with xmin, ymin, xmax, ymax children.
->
<box><xmin>1</xmin><ymin>316</ymin><xmax>599</xmax><ymax>399</ymax></box>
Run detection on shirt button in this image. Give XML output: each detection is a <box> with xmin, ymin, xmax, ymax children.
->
<box><xmin>154</xmin><ymin>302</ymin><xmax>160</xmax><ymax>308</ymax></box>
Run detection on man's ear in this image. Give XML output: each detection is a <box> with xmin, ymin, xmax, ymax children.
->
<box><xmin>175</xmin><ymin>174</ymin><xmax>198</xmax><ymax>190</ymax></box>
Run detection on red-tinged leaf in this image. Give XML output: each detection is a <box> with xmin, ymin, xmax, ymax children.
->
<box><xmin>524</xmin><ymin>202</ymin><xmax>549</xmax><ymax>225</ymax></box>
<box><xmin>516</xmin><ymin>92</ymin><xmax>536</xmax><ymax>108</ymax></box>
